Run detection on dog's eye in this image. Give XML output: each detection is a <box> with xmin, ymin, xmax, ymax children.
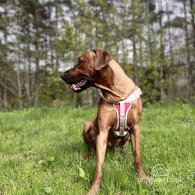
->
<box><xmin>74</xmin><ymin>58</ymin><xmax>84</xmax><ymax>67</ymax></box>
<box><xmin>78</xmin><ymin>58</ymin><xmax>83</xmax><ymax>63</ymax></box>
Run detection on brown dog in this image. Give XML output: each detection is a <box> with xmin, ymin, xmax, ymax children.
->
<box><xmin>61</xmin><ymin>49</ymin><xmax>150</xmax><ymax>194</ymax></box>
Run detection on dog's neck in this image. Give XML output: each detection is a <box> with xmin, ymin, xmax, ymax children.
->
<box><xmin>94</xmin><ymin>59</ymin><xmax>136</xmax><ymax>102</ymax></box>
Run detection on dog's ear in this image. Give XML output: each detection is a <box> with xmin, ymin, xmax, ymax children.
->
<box><xmin>93</xmin><ymin>49</ymin><xmax>113</xmax><ymax>70</ymax></box>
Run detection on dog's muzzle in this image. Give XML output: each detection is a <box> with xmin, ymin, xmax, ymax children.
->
<box><xmin>61</xmin><ymin>74</ymin><xmax>92</xmax><ymax>93</ymax></box>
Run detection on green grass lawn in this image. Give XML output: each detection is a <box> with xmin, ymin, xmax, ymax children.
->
<box><xmin>0</xmin><ymin>103</ymin><xmax>195</xmax><ymax>195</ymax></box>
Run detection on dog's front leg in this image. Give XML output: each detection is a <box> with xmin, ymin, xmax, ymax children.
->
<box><xmin>130</xmin><ymin>124</ymin><xmax>150</xmax><ymax>184</ymax></box>
<box><xmin>87</xmin><ymin>129</ymin><xmax>108</xmax><ymax>195</ymax></box>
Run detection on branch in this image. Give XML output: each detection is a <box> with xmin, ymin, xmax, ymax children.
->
<box><xmin>0</xmin><ymin>81</ymin><xmax>19</xmax><ymax>97</ymax></box>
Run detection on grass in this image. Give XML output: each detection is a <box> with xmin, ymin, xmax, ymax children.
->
<box><xmin>0</xmin><ymin>103</ymin><xmax>195</xmax><ymax>195</ymax></box>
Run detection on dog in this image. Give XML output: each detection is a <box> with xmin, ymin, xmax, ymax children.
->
<box><xmin>61</xmin><ymin>49</ymin><xmax>150</xmax><ymax>194</ymax></box>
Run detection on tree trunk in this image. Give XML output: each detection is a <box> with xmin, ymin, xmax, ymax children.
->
<box><xmin>183</xmin><ymin>0</ymin><xmax>192</xmax><ymax>102</ymax></box>
<box><xmin>158</xmin><ymin>0</ymin><xmax>166</xmax><ymax>100</ymax></box>
<box><xmin>16</xmin><ymin>42</ymin><xmax>23</xmax><ymax>109</ymax></box>
<box><xmin>166</xmin><ymin>0</ymin><xmax>175</xmax><ymax>100</ymax></box>
<box><xmin>3</xmin><ymin>1</ymin><xmax>8</xmax><ymax>109</ymax></box>
<box><xmin>26</xmin><ymin>26</ymin><xmax>33</xmax><ymax>106</ymax></box>
<box><xmin>131</xmin><ymin>1</ymin><xmax>138</xmax><ymax>84</ymax></box>
<box><xmin>132</xmin><ymin>38</ymin><xmax>138</xmax><ymax>84</ymax></box>
<box><xmin>189</xmin><ymin>0</ymin><xmax>195</xmax><ymax>102</ymax></box>
<box><xmin>190</xmin><ymin>0</ymin><xmax>195</xmax><ymax>49</ymax></box>
<box><xmin>55</xmin><ymin>5</ymin><xmax>60</xmax><ymax>70</ymax></box>
<box><xmin>146</xmin><ymin>0</ymin><xmax>153</xmax><ymax>65</ymax></box>
<box><xmin>34</xmin><ymin>1</ymin><xmax>40</xmax><ymax>106</ymax></box>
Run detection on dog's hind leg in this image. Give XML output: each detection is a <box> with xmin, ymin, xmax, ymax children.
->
<box><xmin>81</xmin><ymin>121</ymin><xmax>97</xmax><ymax>160</ymax></box>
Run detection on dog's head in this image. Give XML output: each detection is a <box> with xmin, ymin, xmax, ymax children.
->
<box><xmin>61</xmin><ymin>49</ymin><xmax>113</xmax><ymax>92</ymax></box>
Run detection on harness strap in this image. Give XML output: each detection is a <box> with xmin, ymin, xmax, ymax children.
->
<box><xmin>100</xmin><ymin>87</ymin><xmax>142</xmax><ymax>137</ymax></box>
<box><xmin>99</xmin><ymin>87</ymin><xmax>142</xmax><ymax>104</ymax></box>
<box><xmin>122</xmin><ymin>87</ymin><xmax>142</xmax><ymax>103</ymax></box>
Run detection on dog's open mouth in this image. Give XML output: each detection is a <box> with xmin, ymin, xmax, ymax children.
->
<box><xmin>71</xmin><ymin>77</ymin><xmax>88</xmax><ymax>91</ymax></box>
<box><xmin>61</xmin><ymin>74</ymin><xmax>92</xmax><ymax>93</ymax></box>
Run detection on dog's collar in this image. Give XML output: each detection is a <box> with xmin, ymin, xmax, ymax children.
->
<box><xmin>99</xmin><ymin>87</ymin><xmax>142</xmax><ymax>104</ymax></box>
<box><xmin>99</xmin><ymin>91</ymin><xmax>119</xmax><ymax>104</ymax></box>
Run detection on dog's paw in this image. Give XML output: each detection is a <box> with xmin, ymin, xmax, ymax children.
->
<box><xmin>80</xmin><ymin>151</ymin><xmax>92</xmax><ymax>161</ymax></box>
<box><xmin>119</xmin><ymin>148</ymin><xmax>127</xmax><ymax>156</ymax></box>
<box><xmin>139</xmin><ymin>175</ymin><xmax>151</xmax><ymax>185</ymax></box>
<box><xmin>87</xmin><ymin>187</ymin><xmax>99</xmax><ymax>195</ymax></box>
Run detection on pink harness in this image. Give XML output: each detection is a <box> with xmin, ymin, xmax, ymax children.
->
<box><xmin>100</xmin><ymin>87</ymin><xmax>142</xmax><ymax>137</ymax></box>
<box><xmin>113</xmin><ymin>102</ymin><xmax>131</xmax><ymax>136</ymax></box>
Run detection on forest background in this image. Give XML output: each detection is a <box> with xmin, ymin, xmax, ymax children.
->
<box><xmin>0</xmin><ymin>0</ymin><xmax>195</xmax><ymax>110</ymax></box>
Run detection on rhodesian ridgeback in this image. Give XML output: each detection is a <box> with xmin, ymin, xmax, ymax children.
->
<box><xmin>61</xmin><ymin>49</ymin><xmax>150</xmax><ymax>194</ymax></box>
